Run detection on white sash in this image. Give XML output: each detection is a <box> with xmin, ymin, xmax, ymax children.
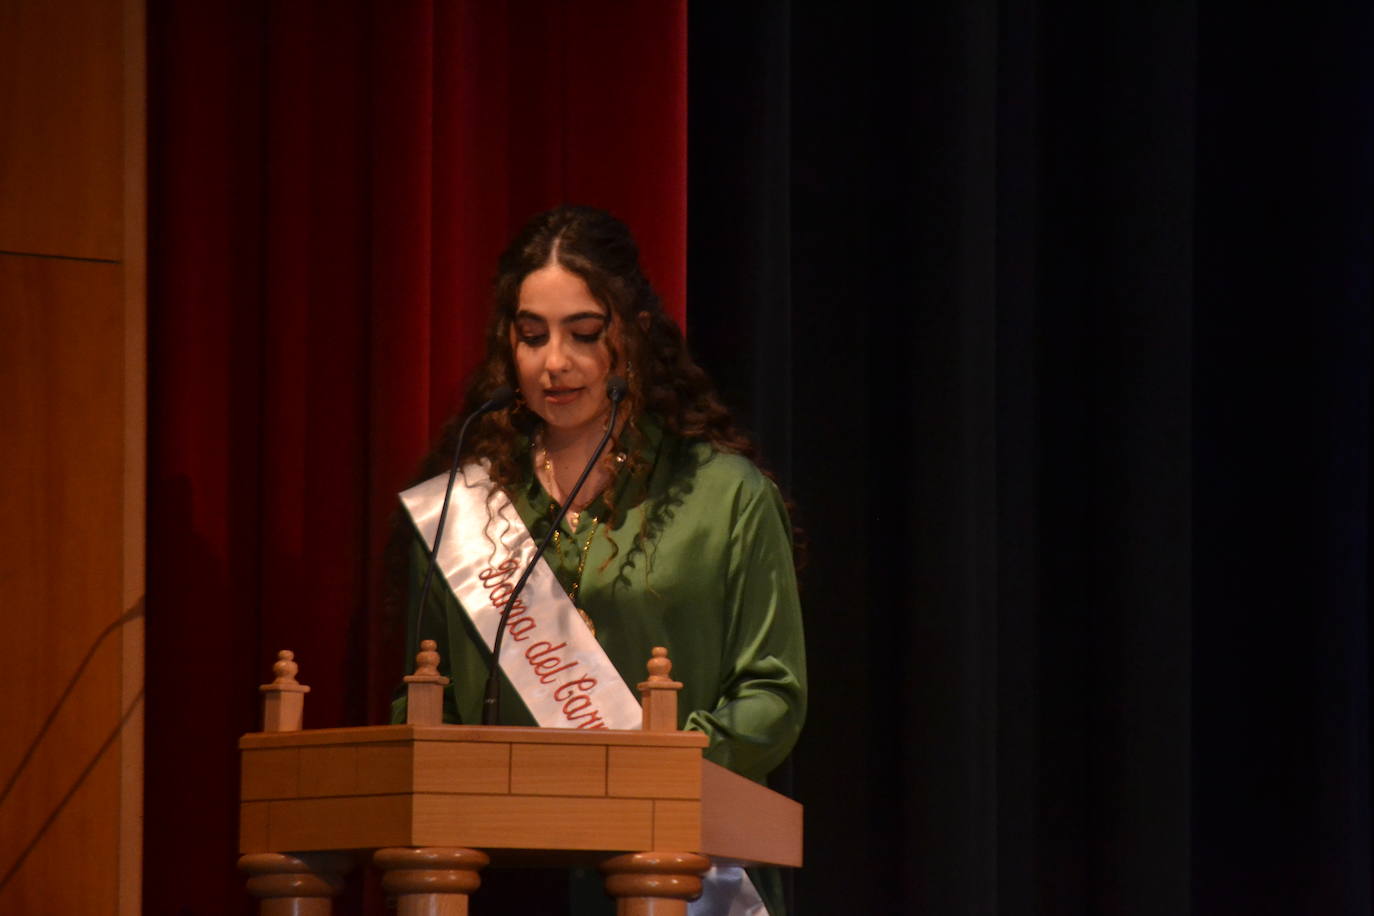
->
<box><xmin>400</xmin><ymin>465</ymin><xmax>642</xmax><ymax>730</ymax></box>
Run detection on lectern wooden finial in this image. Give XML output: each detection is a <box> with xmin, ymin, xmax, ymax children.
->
<box><xmin>404</xmin><ymin>639</ymin><xmax>451</xmax><ymax>725</ymax></box>
<box><xmin>638</xmin><ymin>646</ymin><xmax>684</xmax><ymax>732</ymax></box>
<box><xmin>646</xmin><ymin>646</ymin><xmax>673</xmax><ymax>680</ymax></box>
<box><xmin>270</xmin><ymin>649</ymin><xmax>300</xmax><ymax>685</ymax></box>
<box><xmin>413</xmin><ymin>639</ymin><xmax>441</xmax><ymax>677</ymax></box>
<box><xmin>258</xmin><ymin>650</ymin><xmax>310</xmax><ymax>732</ymax></box>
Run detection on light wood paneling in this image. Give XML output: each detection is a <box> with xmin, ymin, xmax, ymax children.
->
<box><xmin>413</xmin><ymin>794</ymin><xmax>655</xmax><ymax>852</ymax></box>
<box><xmin>0</xmin><ymin>0</ymin><xmax>145</xmax><ymax>908</ymax></box>
<box><xmin>242</xmin><ymin>748</ymin><xmax>302</xmax><ymax>801</ymax></box>
<box><xmin>414</xmin><ymin>741</ymin><xmax>510</xmax><ymax>794</ymax></box>
<box><xmin>239</xmin><ymin>724</ymin><xmax>706</xmax><ymax>750</ymax></box>
<box><xmin>357</xmin><ymin>743</ymin><xmax>415</xmax><ymax>794</ymax></box>
<box><xmin>0</xmin><ymin>747</ymin><xmax>121</xmax><ymax>913</ymax></box>
<box><xmin>117</xmin><ymin>1</ymin><xmax>145</xmax><ymax>911</ymax></box>
<box><xmin>240</xmin><ymin>801</ymin><xmax>271</xmax><ymax>854</ymax></box>
<box><xmin>299</xmin><ymin>745</ymin><xmax>359</xmax><ymax>798</ymax></box>
<box><xmin>235</xmin><ymin>725</ymin><xmax>803</xmax><ymax>867</ymax></box>
<box><xmin>0</xmin><ymin>254</ymin><xmax>137</xmax><ymax>913</ymax></box>
<box><xmin>510</xmin><ymin>743</ymin><xmax>606</xmax><ymax>797</ymax></box>
<box><xmin>0</xmin><ymin>0</ymin><xmax>125</xmax><ymax>259</ymax></box>
<box><xmin>700</xmin><ymin>762</ymin><xmax>803</xmax><ymax>868</ymax></box>
<box><xmin>652</xmin><ymin>800</ymin><xmax>701</xmax><ymax>851</ymax></box>
<box><xmin>607</xmin><ymin>746</ymin><xmax>701</xmax><ymax>800</ymax></box>
<box><xmin>247</xmin><ymin>791</ymin><xmax>661</xmax><ymax>854</ymax></box>
<box><xmin>264</xmin><ymin>795</ymin><xmax>414</xmax><ymax>852</ymax></box>
<box><xmin>0</xmin><ymin>251</ymin><xmax>124</xmax><ymax>614</ymax></box>
<box><xmin>0</xmin><ymin>255</ymin><xmax>126</xmax><ymax>768</ymax></box>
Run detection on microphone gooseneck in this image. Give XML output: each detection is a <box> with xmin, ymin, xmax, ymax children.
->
<box><xmin>480</xmin><ymin>377</ymin><xmax>626</xmax><ymax>725</ymax></box>
<box><xmin>406</xmin><ymin>386</ymin><xmax>515</xmax><ymax>680</ymax></box>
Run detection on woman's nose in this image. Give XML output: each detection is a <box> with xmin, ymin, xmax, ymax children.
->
<box><xmin>544</xmin><ymin>334</ymin><xmax>572</xmax><ymax>372</ymax></box>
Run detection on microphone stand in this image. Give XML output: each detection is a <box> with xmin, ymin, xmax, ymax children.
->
<box><xmin>406</xmin><ymin>387</ymin><xmax>514</xmax><ymax>678</ymax></box>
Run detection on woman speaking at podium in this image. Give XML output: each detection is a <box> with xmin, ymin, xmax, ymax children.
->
<box><xmin>390</xmin><ymin>205</ymin><xmax>805</xmax><ymax>915</ymax></box>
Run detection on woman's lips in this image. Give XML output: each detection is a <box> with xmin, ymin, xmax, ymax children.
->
<box><xmin>543</xmin><ymin>386</ymin><xmax>584</xmax><ymax>406</ymax></box>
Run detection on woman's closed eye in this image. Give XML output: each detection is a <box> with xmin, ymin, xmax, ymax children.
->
<box><xmin>515</xmin><ymin>317</ymin><xmax>548</xmax><ymax>345</ymax></box>
<box><xmin>569</xmin><ymin>316</ymin><xmax>606</xmax><ymax>343</ymax></box>
<box><xmin>513</xmin><ymin>313</ymin><xmax>606</xmax><ymax>347</ymax></box>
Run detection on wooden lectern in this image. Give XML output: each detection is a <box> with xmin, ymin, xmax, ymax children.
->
<box><xmin>237</xmin><ymin>645</ymin><xmax>802</xmax><ymax>915</ymax></box>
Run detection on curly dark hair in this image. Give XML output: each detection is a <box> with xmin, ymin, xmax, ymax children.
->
<box><xmin>384</xmin><ymin>205</ymin><xmax>788</xmax><ymax>629</ymax></box>
<box><xmin>416</xmin><ymin>204</ymin><xmax>760</xmax><ymax>488</ymax></box>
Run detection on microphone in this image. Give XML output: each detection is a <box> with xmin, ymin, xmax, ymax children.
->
<box><xmin>481</xmin><ymin>376</ymin><xmax>627</xmax><ymax>724</ymax></box>
<box><xmin>407</xmin><ymin>386</ymin><xmax>515</xmax><ymax>681</ymax></box>
<box><xmin>607</xmin><ymin>375</ymin><xmax>627</xmax><ymax>404</ymax></box>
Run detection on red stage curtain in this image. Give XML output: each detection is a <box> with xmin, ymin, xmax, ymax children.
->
<box><xmin>145</xmin><ymin>1</ymin><xmax>685</xmax><ymax>909</ymax></box>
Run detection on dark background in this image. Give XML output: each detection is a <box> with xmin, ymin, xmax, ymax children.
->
<box><xmin>144</xmin><ymin>2</ymin><xmax>1374</xmax><ymax>913</ymax></box>
<box><xmin>689</xmin><ymin>3</ymin><xmax>1371</xmax><ymax>914</ymax></box>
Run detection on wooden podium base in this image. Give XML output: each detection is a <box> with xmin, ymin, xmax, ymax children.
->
<box><xmin>238</xmin><ymin>846</ymin><xmax>709</xmax><ymax>915</ymax></box>
<box><xmin>601</xmin><ymin>851</ymin><xmax>711</xmax><ymax>916</ymax></box>
<box><xmin>238</xmin><ymin>851</ymin><xmax>350</xmax><ymax>916</ymax></box>
<box><xmin>374</xmin><ymin>846</ymin><xmax>489</xmax><ymax>916</ymax></box>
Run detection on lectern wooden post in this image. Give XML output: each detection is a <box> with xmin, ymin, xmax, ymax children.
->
<box><xmin>372</xmin><ymin>846</ymin><xmax>488</xmax><ymax>916</ymax></box>
<box><xmin>237</xmin><ymin>647</ymin><xmax>802</xmax><ymax>915</ymax></box>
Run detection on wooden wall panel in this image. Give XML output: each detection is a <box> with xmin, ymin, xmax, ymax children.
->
<box><xmin>0</xmin><ymin>260</ymin><xmax>125</xmax><ymax>735</ymax></box>
<box><xmin>0</xmin><ymin>0</ymin><xmax>144</xmax><ymax>910</ymax></box>
<box><xmin>0</xmin><ymin>0</ymin><xmax>124</xmax><ymax>260</ymax></box>
<box><xmin>118</xmin><ymin>0</ymin><xmax>147</xmax><ymax>906</ymax></box>
<box><xmin>0</xmin><ymin>750</ymin><xmax>121</xmax><ymax>914</ymax></box>
<box><xmin>0</xmin><ymin>255</ymin><xmax>134</xmax><ymax>912</ymax></box>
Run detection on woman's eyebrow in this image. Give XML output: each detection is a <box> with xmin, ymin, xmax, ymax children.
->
<box><xmin>512</xmin><ymin>310</ymin><xmax>605</xmax><ymax>323</ymax></box>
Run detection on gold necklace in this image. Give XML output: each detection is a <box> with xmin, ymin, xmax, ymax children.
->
<box><xmin>539</xmin><ymin>442</ymin><xmax>629</xmax><ymax>528</ymax></box>
<box><xmin>537</xmin><ymin>437</ymin><xmax>628</xmax><ymax>638</ymax></box>
<box><xmin>550</xmin><ymin>510</ymin><xmax>600</xmax><ymax>635</ymax></box>
<box><xmin>540</xmin><ymin>447</ymin><xmax>579</xmax><ymax>528</ymax></box>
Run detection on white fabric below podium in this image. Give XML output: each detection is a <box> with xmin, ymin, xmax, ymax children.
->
<box><xmin>691</xmin><ymin>865</ymin><xmax>768</xmax><ymax>916</ymax></box>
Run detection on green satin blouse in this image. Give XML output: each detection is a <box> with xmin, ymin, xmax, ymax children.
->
<box><xmin>395</xmin><ymin>418</ymin><xmax>807</xmax><ymax>785</ymax></box>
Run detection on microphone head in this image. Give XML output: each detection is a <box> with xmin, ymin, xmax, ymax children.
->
<box><xmin>606</xmin><ymin>376</ymin><xmax>628</xmax><ymax>404</ymax></box>
<box><xmin>485</xmin><ymin>386</ymin><xmax>517</xmax><ymax>411</ymax></box>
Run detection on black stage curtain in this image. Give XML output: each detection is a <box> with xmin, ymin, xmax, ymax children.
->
<box><xmin>688</xmin><ymin>4</ymin><xmax>1372</xmax><ymax>914</ymax></box>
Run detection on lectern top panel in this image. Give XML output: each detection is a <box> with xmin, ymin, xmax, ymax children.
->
<box><xmin>239</xmin><ymin>723</ymin><xmax>709</xmax><ymax>750</ymax></box>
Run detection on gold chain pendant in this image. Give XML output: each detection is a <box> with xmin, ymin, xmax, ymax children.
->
<box><xmin>551</xmin><ymin>506</ymin><xmax>601</xmax><ymax>638</ymax></box>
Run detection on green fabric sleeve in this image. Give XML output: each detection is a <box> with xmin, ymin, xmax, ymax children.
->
<box><xmin>682</xmin><ymin>473</ymin><xmax>807</xmax><ymax>783</ymax></box>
